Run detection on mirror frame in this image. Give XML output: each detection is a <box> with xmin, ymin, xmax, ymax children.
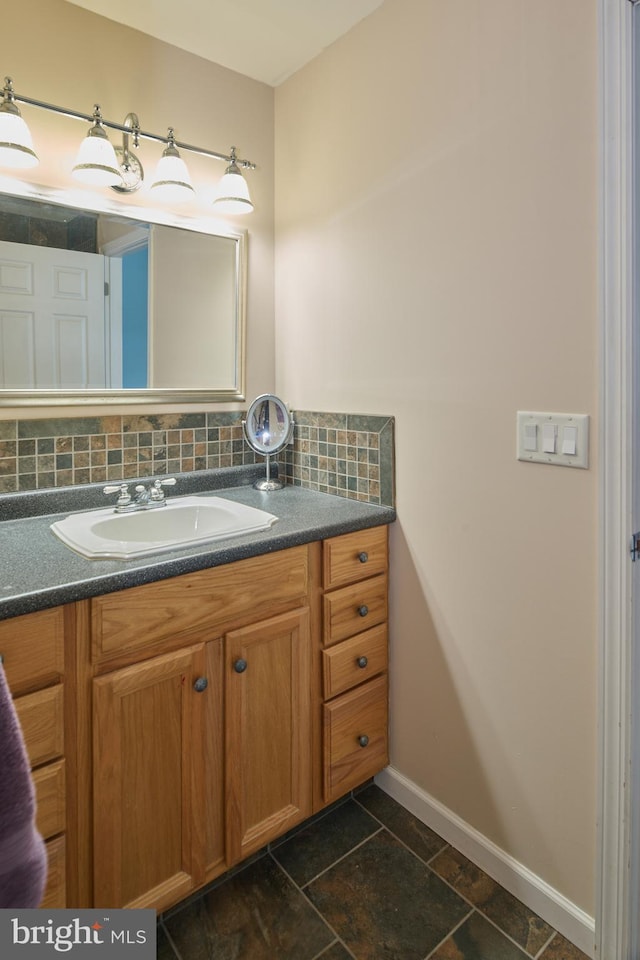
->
<box><xmin>0</xmin><ymin>179</ymin><xmax>247</xmax><ymax>405</ymax></box>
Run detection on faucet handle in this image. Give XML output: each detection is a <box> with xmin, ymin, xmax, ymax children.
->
<box><xmin>104</xmin><ymin>483</ymin><xmax>131</xmax><ymax>506</ymax></box>
<box><xmin>151</xmin><ymin>477</ymin><xmax>177</xmax><ymax>501</ymax></box>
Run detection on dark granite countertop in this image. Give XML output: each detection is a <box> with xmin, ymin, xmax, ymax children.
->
<box><xmin>0</xmin><ymin>466</ymin><xmax>395</xmax><ymax>621</ymax></box>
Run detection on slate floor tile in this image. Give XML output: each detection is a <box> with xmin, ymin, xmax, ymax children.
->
<box><xmin>538</xmin><ymin>933</ymin><xmax>592</xmax><ymax>960</ymax></box>
<box><xmin>355</xmin><ymin>783</ymin><xmax>447</xmax><ymax>863</ymax></box>
<box><xmin>429</xmin><ymin>911</ymin><xmax>531</xmax><ymax>960</ymax></box>
<box><xmin>272</xmin><ymin>798</ymin><xmax>380</xmax><ymax>886</ymax></box>
<box><xmin>164</xmin><ymin>855</ymin><xmax>334</xmax><ymax>960</ymax></box>
<box><xmin>430</xmin><ymin>845</ymin><xmax>554</xmax><ymax>956</ymax></box>
<box><xmin>313</xmin><ymin>942</ymin><xmax>354</xmax><ymax>960</ymax></box>
<box><xmin>157</xmin><ymin>924</ymin><xmax>179</xmax><ymax>959</ymax></box>
<box><xmin>305</xmin><ymin>829</ymin><xmax>470</xmax><ymax>960</ymax></box>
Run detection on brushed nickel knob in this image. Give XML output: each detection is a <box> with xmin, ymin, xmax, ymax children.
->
<box><xmin>193</xmin><ymin>676</ymin><xmax>208</xmax><ymax>693</ymax></box>
<box><xmin>234</xmin><ymin>658</ymin><xmax>248</xmax><ymax>674</ymax></box>
<box><xmin>359</xmin><ymin>552</ymin><xmax>369</xmax><ymax>563</ymax></box>
<box><xmin>358</xmin><ymin>735</ymin><xmax>369</xmax><ymax>748</ymax></box>
<box><xmin>358</xmin><ymin>605</ymin><xmax>369</xmax><ymax>618</ymax></box>
<box><xmin>357</xmin><ymin>656</ymin><xmax>368</xmax><ymax>669</ymax></box>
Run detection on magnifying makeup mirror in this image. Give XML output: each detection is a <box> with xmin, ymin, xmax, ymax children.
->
<box><xmin>243</xmin><ymin>394</ymin><xmax>294</xmax><ymax>491</ymax></box>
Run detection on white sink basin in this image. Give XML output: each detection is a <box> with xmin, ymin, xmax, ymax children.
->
<box><xmin>50</xmin><ymin>495</ymin><xmax>278</xmax><ymax>560</ymax></box>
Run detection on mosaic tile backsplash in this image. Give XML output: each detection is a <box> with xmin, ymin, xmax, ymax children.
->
<box><xmin>0</xmin><ymin>411</ymin><xmax>395</xmax><ymax>507</ymax></box>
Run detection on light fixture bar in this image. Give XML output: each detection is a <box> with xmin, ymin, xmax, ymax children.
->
<box><xmin>5</xmin><ymin>83</ymin><xmax>256</xmax><ymax>170</ymax></box>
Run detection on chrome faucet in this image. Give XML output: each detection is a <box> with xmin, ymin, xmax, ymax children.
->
<box><xmin>103</xmin><ymin>477</ymin><xmax>177</xmax><ymax>513</ymax></box>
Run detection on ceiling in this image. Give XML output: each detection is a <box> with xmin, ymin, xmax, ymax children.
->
<box><xmin>64</xmin><ymin>0</ymin><xmax>385</xmax><ymax>87</ymax></box>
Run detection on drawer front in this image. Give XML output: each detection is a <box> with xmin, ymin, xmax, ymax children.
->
<box><xmin>40</xmin><ymin>835</ymin><xmax>66</xmax><ymax>908</ymax></box>
<box><xmin>323</xmin><ymin>526</ymin><xmax>388</xmax><ymax>590</ymax></box>
<box><xmin>33</xmin><ymin>759</ymin><xmax>66</xmax><ymax>840</ymax></box>
<box><xmin>0</xmin><ymin>607</ymin><xmax>65</xmax><ymax>696</ymax></box>
<box><xmin>323</xmin><ymin>575</ymin><xmax>387</xmax><ymax>647</ymax></box>
<box><xmin>322</xmin><ymin>624</ymin><xmax>388</xmax><ymax>700</ymax></box>
<box><xmin>92</xmin><ymin>545</ymin><xmax>310</xmax><ymax>663</ymax></box>
<box><xmin>323</xmin><ymin>674</ymin><xmax>388</xmax><ymax>803</ymax></box>
<box><xmin>15</xmin><ymin>685</ymin><xmax>64</xmax><ymax>768</ymax></box>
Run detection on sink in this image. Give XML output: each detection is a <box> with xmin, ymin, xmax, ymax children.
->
<box><xmin>50</xmin><ymin>495</ymin><xmax>278</xmax><ymax>560</ymax></box>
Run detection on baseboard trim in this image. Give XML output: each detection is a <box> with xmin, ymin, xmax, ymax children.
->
<box><xmin>375</xmin><ymin>766</ymin><xmax>595</xmax><ymax>958</ymax></box>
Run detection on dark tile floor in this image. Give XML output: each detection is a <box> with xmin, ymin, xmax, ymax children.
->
<box><xmin>158</xmin><ymin>785</ymin><xmax>591</xmax><ymax>960</ymax></box>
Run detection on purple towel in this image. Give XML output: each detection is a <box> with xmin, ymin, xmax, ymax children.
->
<box><xmin>0</xmin><ymin>663</ymin><xmax>48</xmax><ymax>908</ymax></box>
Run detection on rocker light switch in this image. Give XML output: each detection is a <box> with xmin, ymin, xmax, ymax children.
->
<box><xmin>562</xmin><ymin>425</ymin><xmax>577</xmax><ymax>455</ymax></box>
<box><xmin>542</xmin><ymin>423</ymin><xmax>557</xmax><ymax>454</ymax></box>
<box><xmin>523</xmin><ymin>423</ymin><xmax>537</xmax><ymax>451</ymax></box>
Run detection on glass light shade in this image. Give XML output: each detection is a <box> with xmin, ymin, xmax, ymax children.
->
<box><xmin>72</xmin><ymin>127</ymin><xmax>122</xmax><ymax>187</ymax></box>
<box><xmin>212</xmin><ymin>162</ymin><xmax>253</xmax><ymax>215</ymax></box>
<box><xmin>0</xmin><ymin>110</ymin><xmax>39</xmax><ymax>169</ymax></box>
<box><xmin>150</xmin><ymin>150</ymin><xmax>195</xmax><ymax>203</ymax></box>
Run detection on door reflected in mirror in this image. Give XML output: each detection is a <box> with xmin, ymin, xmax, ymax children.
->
<box><xmin>0</xmin><ymin>190</ymin><xmax>246</xmax><ymax>404</ymax></box>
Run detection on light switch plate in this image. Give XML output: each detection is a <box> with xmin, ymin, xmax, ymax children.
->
<box><xmin>517</xmin><ymin>412</ymin><xmax>589</xmax><ymax>468</ymax></box>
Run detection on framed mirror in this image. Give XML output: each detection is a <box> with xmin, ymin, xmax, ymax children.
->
<box><xmin>243</xmin><ymin>394</ymin><xmax>294</xmax><ymax>491</ymax></box>
<box><xmin>0</xmin><ymin>183</ymin><xmax>246</xmax><ymax>405</ymax></box>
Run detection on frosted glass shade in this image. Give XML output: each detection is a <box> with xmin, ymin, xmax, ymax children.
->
<box><xmin>72</xmin><ymin>129</ymin><xmax>122</xmax><ymax>186</ymax></box>
<box><xmin>0</xmin><ymin>110</ymin><xmax>38</xmax><ymax>169</ymax></box>
<box><xmin>213</xmin><ymin>163</ymin><xmax>253</xmax><ymax>215</ymax></box>
<box><xmin>150</xmin><ymin>151</ymin><xmax>195</xmax><ymax>203</ymax></box>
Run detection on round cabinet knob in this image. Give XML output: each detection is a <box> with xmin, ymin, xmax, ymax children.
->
<box><xmin>193</xmin><ymin>676</ymin><xmax>208</xmax><ymax>693</ymax></box>
<box><xmin>358</xmin><ymin>605</ymin><xmax>369</xmax><ymax>618</ymax></box>
<box><xmin>358</xmin><ymin>735</ymin><xmax>370</xmax><ymax>748</ymax></box>
<box><xmin>357</xmin><ymin>656</ymin><xmax>368</xmax><ymax>669</ymax></box>
<box><xmin>358</xmin><ymin>551</ymin><xmax>369</xmax><ymax>564</ymax></box>
<box><xmin>234</xmin><ymin>658</ymin><xmax>248</xmax><ymax>674</ymax></box>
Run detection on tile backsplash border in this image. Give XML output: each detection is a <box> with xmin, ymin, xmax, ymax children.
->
<box><xmin>281</xmin><ymin>411</ymin><xmax>394</xmax><ymax>507</ymax></box>
<box><xmin>0</xmin><ymin>411</ymin><xmax>395</xmax><ymax>507</ymax></box>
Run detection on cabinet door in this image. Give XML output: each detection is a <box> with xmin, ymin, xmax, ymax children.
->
<box><xmin>226</xmin><ymin>608</ymin><xmax>312</xmax><ymax>863</ymax></box>
<box><xmin>93</xmin><ymin>645</ymin><xmax>209</xmax><ymax>909</ymax></box>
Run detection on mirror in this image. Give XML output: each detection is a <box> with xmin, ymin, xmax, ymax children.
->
<box><xmin>243</xmin><ymin>394</ymin><xmax>294</xmax><ymax>491</ymax></box>
<box><xmin>0</xmin><ymin>185</ymin><xmax>246</xmax><ymax>404</ymax></box>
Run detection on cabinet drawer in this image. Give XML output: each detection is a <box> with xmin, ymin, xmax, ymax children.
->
<box><xmin>92</xmin><ymin>546</ymin><xmax>310</xmax><ymax>663</ymax></box>
<box><xmin>15</xmin><ymin>685</ymin><xmax>64</xmax><ymax>768</ymax></box>
<box><xmin>33</xmin><ymin>759</ymin><xmax>66</xmax><ymax>840</ymax></box>
<box><xmin>323</xmin><ymin>674</ymin><xmax>388</xmax><ymax>803</ymax></box>
<box><xmin>0</xmin><ymin>607</ymin><xmax>65</xmax><ymax>696</ymax></box>
<box><xmin>323</xmin><ymin>575</ymin><xmax>387</xmax><ymax>647</ymax></box>
<box><xmin>322</xmin><ymin>624</ymin><xmax>388</xmax><ymax>700</ymax></box>
<box><xmin>323</xmin><ymin>526</ymin><xmax>388</xmax><ymax>590</ymax></box>
<box><xmin>40</xmin><ymin>835</ymin><xmax>66</xmax><ymax>908</ymax></box>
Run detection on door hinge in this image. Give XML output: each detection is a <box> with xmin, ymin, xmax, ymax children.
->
<box><xmin>104</xmin><ymin>281</ymin><xmax>109</xmax><ymax>297</ymax></box>
<box><xmin>631</xmin><ymin>533</ymin><xmax>640</xmax><ymax>561</ymax></box>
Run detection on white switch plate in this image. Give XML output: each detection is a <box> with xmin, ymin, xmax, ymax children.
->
<box><xmin>517</xmin><ymin>412</ymin><xmax>589</xmax><ymax>468</ymax></box>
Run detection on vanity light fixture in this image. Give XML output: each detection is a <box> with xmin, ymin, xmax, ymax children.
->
<box><xmin>149</xmin><ymin>128</ymin><xmax>195</xmax><ymax>203</ymax></box>
<box><xmin>212</xmin><ymin>148</ymin><xmax>254</xmax><ymax>215</ymax></box>
<box><xmin>0</xmin><ymin>75</ymin><xmax>255</xmax><ymax>213</ymax></box>
<box><xmin>0</xmin><ymin>78</ymin><xmax>38</xmax><ymax>169</ymax></box>
<box><xmin>71</xmin><ymin>105</ymin><xmax>123</xmax><ymax>187</ymax></box>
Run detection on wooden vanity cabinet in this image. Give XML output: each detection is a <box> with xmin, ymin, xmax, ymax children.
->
<box><xmin>225</xmin><ymin>607</ymin><xmax>312</xmax><ymax>863</ymax></box>
<box><xmin>0</xmin><ymin>522</ymin><xmax>389</xmax><ymax>913</ymax></box>
<box><xmin>89</xmin><ymin>545</ymin><xmax>315</xmax><ymax>910</ymax></box>
<box><xmin>92</xmin><ymin>643</ymin><xmax>212</xmax><ymax>909</ymax></box>
<box><xmin>320</xmin><ymin>526</ymin><xmax>389</xmax><ymax>804</ymax></box>
<box><xmin>0</xmin><ymin>605</ymin><xmax>72</xmax><ymax>908</ymax></box>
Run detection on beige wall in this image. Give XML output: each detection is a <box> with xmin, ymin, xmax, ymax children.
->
<box><xmin>275</xmin><ymin>0</ymin><xmax>598</xmax><ymax>914</ymax></box>
<box><xmin>0</xmin><ymin>0</ymin><xmax>275</xmax><ymax>416</ymax></box>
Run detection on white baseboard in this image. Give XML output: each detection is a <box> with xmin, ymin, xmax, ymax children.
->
<box><xmin>374</xmin><ymin>766</ymin><xmax>596</xmax><ymax>959</ymax></box>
